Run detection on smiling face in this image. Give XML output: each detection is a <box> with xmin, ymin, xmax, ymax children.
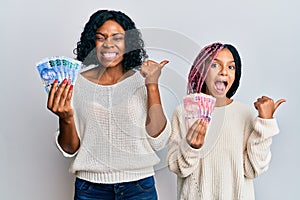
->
<box><xmin>205</xmin><ymin>48</ymin><xmax>236</xmax><ymax>102</ymax></box>
<box><xmin>95</xmin><ymin>20</ymin><xmax>125</xmax><ymax>69</ymax></box>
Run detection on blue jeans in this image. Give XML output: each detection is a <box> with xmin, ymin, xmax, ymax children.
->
<box><xmin>74</xmin><ymin>176</ymin><xmax>158</xmax><ymax>200</ymax></box>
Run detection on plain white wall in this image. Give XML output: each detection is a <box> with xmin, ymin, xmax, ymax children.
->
<box><xmin>1</xmin><ymin>0</ymin><xmax>299</xmax><ymax>199</ymax></box>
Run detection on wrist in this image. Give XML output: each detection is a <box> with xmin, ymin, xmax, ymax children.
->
<box><xmin>258</xmin><ymin>114</ymin><xmax>273</xmax><ymax>119</ymax></box>
<box><xmin>146</xmin><ymin>83</ymin><xmax>159</xmax><ymax>90</ymax></box>
<box><xmin>59</xmin><ymin>116</ymin><xmax>74</xmax><ymax>125</ymax></box>
<box><xmin>145</xmin><ymin>78</ymin><xmax>159</xmax><ymax>85</ymax></box>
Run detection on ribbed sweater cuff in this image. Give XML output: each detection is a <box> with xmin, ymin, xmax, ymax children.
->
<box><xmin>254</xmin><ymin>117</ymin><xmax>280</xmax><ymax>138</ymax></box>
<box><xmin>180</xmin><ymin>138</ymin><xmax>204</xmax><ymax>160</ymax></box>
<box><xmin>146</xmin><ymin>119</ymin><xmax>171</xmax><ymax>151</ymax></box>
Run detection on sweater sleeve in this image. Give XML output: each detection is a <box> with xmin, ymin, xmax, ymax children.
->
<box><xmin>146</xmin><ymin>117</ymin><xmax>171</xmax><ymax>151</ymax></box>
<box><xmin>243</xmin><ymin>117</ymin><xmax>280</xmax><ymax>178</ymax></box>
<box><xmin>167</xmin><ymin>106</ymin><xmax>205</xmax><ymax>178</ymax></box>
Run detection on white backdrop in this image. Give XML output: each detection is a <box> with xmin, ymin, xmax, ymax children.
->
<box><xmin>1</xmin><ymin>0</ymin><xmax>299</xmax><ymax>199</ymax></box>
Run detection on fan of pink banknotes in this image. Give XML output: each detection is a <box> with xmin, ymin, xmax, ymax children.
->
<box><xmin>183</xmin><ymin>93</ymin><xmax>216</xmax><ymax>128</ymax></box>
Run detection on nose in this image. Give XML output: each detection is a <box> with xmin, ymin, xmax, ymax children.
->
<box><xmin>103</xmin><ymin>37</ymin><xmax>114</xmax><ymax>48</ymax></box>
<box><xmin>219</xmin><ymin>65</ymin><xmax>228</xmax><ymax>75</ymax></box>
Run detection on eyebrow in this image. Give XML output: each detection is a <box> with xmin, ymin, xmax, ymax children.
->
<box><xmin>213</xmin><ymin>58</ymin><xmax>235</xmax><ymax>63</ymax></box>
<box><xmin>95</xmin><ymin>32</ymin><xmax>125</xmax><ymax>37</ymax></box>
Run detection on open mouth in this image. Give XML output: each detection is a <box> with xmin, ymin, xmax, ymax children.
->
<box><xmin>214</xmin><ymin>80</ymin><xmax>228</xmax><ymax>93</ymax></box>
<box><xmin>101</xmin><ymin>52</ymin><xmax>119</xmax><ymax>61</ymax></box>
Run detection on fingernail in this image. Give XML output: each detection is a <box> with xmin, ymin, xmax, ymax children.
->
<box><xmin>62</xmin><ymin>78</ymin><xmax>67</xmax><ymax>84</ymax></box>
<box><xmin>70</xmin><ymin>85</ymin><xmax>73</xmax><ymax>90</ymax></box>
<box><xmin>54</xmin><ymin>79</ymin><xmax>58</xmax><ymax>83</ymax></box>
<box><xmin>67</xmin><ymin>79</ymin><xmax>71</xmax><ymax>85</ymax></box>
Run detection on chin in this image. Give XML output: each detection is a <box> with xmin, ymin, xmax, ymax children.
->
<box><xmin>99</xmin><ymin>60</ymin><xmax>120</xmax><ymax>68</ymax></box>
<box><xmin>211</xmin><ymin>92</ymin><xmax>227</xmax><ymax>99</ymax></box>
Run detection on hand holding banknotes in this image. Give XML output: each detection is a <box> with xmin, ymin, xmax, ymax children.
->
<box><xmin>47</xmin><ymin>78</ymin><xmax>79</xmax><ymax>154</ymax></box>
<box><xmin>186</xmin><ymin>119</ymin><xmax>209</xmax><ymax>149</ymax></box>
<box><xmin>47</xmin><ymin>78</ymin><xmax>74</xmax><ymax>121</ymax></box>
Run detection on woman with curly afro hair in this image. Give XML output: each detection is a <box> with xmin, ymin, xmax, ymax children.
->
<box><xmin>47</xmin><ymin>10</ymin><xmax>171</xmax><ymax>200</ymax></box>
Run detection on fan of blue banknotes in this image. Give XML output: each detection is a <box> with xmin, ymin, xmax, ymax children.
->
<box><xmin>36</xmin><ymin>56</ymin><xmax>82</xmax><ymax>93</ymax></box>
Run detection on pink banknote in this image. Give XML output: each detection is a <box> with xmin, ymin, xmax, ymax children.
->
<box><xmin>183</xmin><ymin>93</ymin><xmax>216</xmax><ymax>128</ymax></box>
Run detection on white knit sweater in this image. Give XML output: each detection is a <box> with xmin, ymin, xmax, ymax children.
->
<box><xmin>55</xmin><ymin>70</ymin><xmax>171</xmax><ymax>184</ymax></box>
<box><xmin>168</xmin><ymin>101</ymin><xmax>279</xmax><ymax>200</ymax></box>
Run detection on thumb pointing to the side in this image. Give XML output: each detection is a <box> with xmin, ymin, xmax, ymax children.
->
<box><xmin>274</xmin><ymin>98</ymin><xmax>286</xmax><ymax>111</ymax></box>
<box><xmin>159</xmin><ymin>60</ymin><xmax>169</xmax><ymax>68</ymax></box>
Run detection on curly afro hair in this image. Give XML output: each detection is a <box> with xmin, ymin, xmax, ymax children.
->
<box><xmin>73</xmin><ymin>10</ymin><xmax>148</xmax><ymax>72</ymax></box>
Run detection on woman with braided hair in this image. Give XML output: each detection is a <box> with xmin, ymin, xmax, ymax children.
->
<box><xmin>167</xmin><ymin>42</ymin><xmax>285</xmax><ymax>199</ymax></box>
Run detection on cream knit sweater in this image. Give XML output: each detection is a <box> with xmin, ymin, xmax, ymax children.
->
<box><xmin>55</xmin><ymin>71</ymin><xmax>171</xmax><ymax>184</ymax></box>
<box><xmin>168</xmin><ymin>101</ymin><xmax>279</xmax><ymax>200</ymax></box>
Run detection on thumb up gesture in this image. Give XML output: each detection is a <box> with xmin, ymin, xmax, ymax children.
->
<box><xmin>140</xmin><ymin>60</ymin><xmax>169</xmax><ymax>84</ymax></box>
<box><xmin>254</xmin><ymin>96</ymin><xmax>286</xmax><ymax>119</ymax></box>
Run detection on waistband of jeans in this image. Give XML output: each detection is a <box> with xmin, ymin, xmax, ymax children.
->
<box><xmin>76</xmin><ymin>168</ymin><xmax>155</xmax><ymax>184</ymax></box>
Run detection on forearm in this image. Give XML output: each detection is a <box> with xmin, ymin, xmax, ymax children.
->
<box><xmin>168</xmin><ymin>138</ymin><xmax>202</xmax><ymax>178</ymax></box>
<box><xmin>244</xmin><ymin>142</ymin><xmax>272</xmax><ymax>178</ymax></box>
<box><xmin>57</xmin><ymin>117</ymin><xmax>80</xmax><ymax>154</ymax></box>
<box><xmin>244</xmin><ymin>117</ymin><xmax>279</xmax><ymax>178</ymax></box>
<box><xmin>168</xmin><ymin>109</ymin><xmax>202</xmax><ymax>177</ymax></box>
<box><xmin>146</xmin><ymin>83</ymin><xmax>167</xmax><ymax>137</ymax></box>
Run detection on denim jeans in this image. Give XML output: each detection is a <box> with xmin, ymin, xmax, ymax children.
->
<box><xmin>74</xmin><ymin>176</ymin><xmax>158</xmax><ymax>200</ymax></box>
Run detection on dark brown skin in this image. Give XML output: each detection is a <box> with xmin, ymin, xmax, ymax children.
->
<box><xmin>47</xmin><ymin>20</ymin><xmax>169</xmax><ymax>154</ymax></box>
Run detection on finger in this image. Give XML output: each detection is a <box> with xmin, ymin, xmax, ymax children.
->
<box><xmin>195</xmin><ymin>129</ymin><xmax>205</xmax><ymax>147</ymax></box>
<box><xmin>254</xmin><ymin>102</ymin><xmax>258</xmax><ymax>110</ymax></box>
<box><xmin>47</xmin><ymin>79</ymin><xmax>58</xmax><ymax>109</ymax></box>
<box><xmin>190</xmin><ymin>122</ymin><xmax>202</xmax><ymax>141</ymax></box>
<box><xmin>191</xmin><ymin>119</ymin><xmax>206</xmax><ymax>139</ymax></box>
<box><xmin>186</xmin><ymin>120</ymin><xmax>197</xmax><ymax>141</ymax></box>
<box><xmin>186</xmin><ymin>120</ymin><xmax>200</xmax><ymax>141</ymax></box>
<box><xmin>159</xmin><ymin>60</ymin><xmax>169</xmax><ymax>68</ymax></box>
<box><xmin>196</xmin><ymin>120</ymin><xmax>207</xmax><ymax>137</ymax></box>
<box><xmin>64</xmin><ymin>85</ymin><xmax>73</xmax><ymax>107</ymax></box>
<box><xmin>52</xmin><ymin>78</ymin><xmax>68</xmax><ymax>110</ymax></box>
<box><xmin>256</xmin><ymin>97</ymin><xmax>261</xmax><ymax>103</ymax></box>
<box><xmin>274</xmin><ymin>98</ymin><xmax>286</xmax><ymax>110</ymax></box>
<box><xmin>142</xmin><ymin>60</ymin><xmax>149</xmax><ymax>66</ymax></box>
<box><xmin>145</xmin><ymin>60</ymin><xmax>169</xmax><ymax>67</ymax></box>
<box><xmin>139</xmin><ymin>68</ymin><xmax>146</xmax><ymax>77</ymax></box>
<box><xmin>140</xmin><ymin>72</ymin><xmax>146</xmax><ymax>78</ymax></box>
<box><xmin>59</xmin><ymin>80</ymin><xmax>72</xmax><ymax>107</ymax></box>
<box><xmin>191</xmin><ymin>119</ymin><xmax>207</xmax><ymax>148</ymax></box>
<box><xmin>140</xmin><ymin>61</ymin><xmax>150</xmax><ymax>77</ymax></box>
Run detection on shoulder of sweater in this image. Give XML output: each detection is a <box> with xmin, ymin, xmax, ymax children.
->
<box><xmin>231</xmin><ymin>100</ymin><xmax>252</xmax><ymax>111</ymax></box>
<box><xmin>231</xmin><ymin>100</ymin><xmax>256</xmax><ymax>120</ymax></box>
<box><xmin>173</xmin><ymin>104</ymin><xmax>184</xmax><ymax>116</ymax></box>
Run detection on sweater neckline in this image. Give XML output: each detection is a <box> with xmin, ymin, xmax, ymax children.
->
<box><xmin>78</xmin><ymin>70</ymin><xmax>140</xmax><ymax>88</ymax></box>
<box><xmin>214</xmin><ymin>100</ymin><xmax>235</xmax><ymax>110</ymax></box>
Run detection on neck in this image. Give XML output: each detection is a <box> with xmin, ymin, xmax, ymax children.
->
<box><xmin>97</xmin><ymin>66</ymin><xmax>123</xmax><ymax>85</ymax></box>
<box><xmin>215</xmin><ymin>97</ymin><xmax>232</xmax><ymax>107</ymax></box>
<box><xmin>97</xmin><ymin>66</ymin><xmax>136</xmax><ymax>85</ymax></box>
